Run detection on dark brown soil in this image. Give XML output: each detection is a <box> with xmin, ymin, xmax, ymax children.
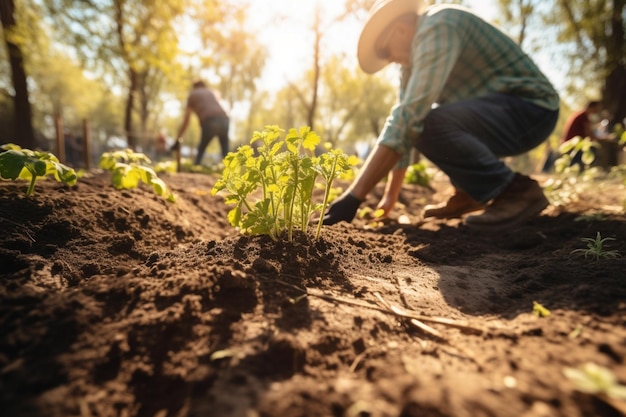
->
<box><xmin>1</xmin><ymin>170</ymin><xmax>625</xmax><ymax>417</ymax></box>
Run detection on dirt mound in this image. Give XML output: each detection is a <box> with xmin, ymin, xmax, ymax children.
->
<box><xmin>1</xmin><ymin>171</ymin><xmax>625</xmax><ymax>417</ymax></box>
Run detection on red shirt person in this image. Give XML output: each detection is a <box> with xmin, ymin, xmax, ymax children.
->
<box><xmin>561</xmin><ymin>101</ymin><xmax>601</xmax><ymax>143</ymax></box>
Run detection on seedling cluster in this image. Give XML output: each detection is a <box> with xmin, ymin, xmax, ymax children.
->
<box><xmin>99</xmin><ymin>149</ymin><xmax>176</xmax><ymax>202</ymax></box>
<box><xmin>212</xmin><ymin>125</ymin><xmax>358</xmax><ymax>241</ymax></box>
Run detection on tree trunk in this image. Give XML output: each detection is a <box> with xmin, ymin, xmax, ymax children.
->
<box><xmin>603</xmin><ymin>0</ymin><xmax>626</xmax><ymax>126</ymax></box>
<box><xmin>0</xmin><ymin>0</ymin><xmax>36</xmax><ymax>149</ymax></box>
<box><xmin>307</xmin><ymin>8</ymin><xmax>322</xmax><ymax>131</ymax></box>
<box><xmin>124</xmin><ymin>69</ymin><xmax>137</xmax><ymax>150</ymax></box>
<box><xmin>603</xmin><ymin>66</ymin><xmax>626</xmax><ymax>126</ymax></box>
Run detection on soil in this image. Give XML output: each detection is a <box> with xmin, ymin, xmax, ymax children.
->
<box><xmin>0</xmin><ymin>169</ymin><xmax>625</xmax><ymax>417</ymax></box>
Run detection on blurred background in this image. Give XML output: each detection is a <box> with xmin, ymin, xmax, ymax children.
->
<box><xmin>1</xmin><ymin>0</ymin><xmax>624</xmax><ymax>171</ymax></box>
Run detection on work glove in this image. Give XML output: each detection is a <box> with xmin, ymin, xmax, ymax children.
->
<box><xmin>322</xmin><ymin>192</ymin><xmax>362</xmax><ymax>225</ymax></box>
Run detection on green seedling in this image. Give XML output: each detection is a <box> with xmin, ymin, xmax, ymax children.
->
<box><xmin>212</xmin><ymin>125</ymin><xmax>357</xmax><ymax>241</ymax></box>
<box><xmin>532</xmin><ymin>301</ymin><xmax>551</xmax><ymax>317</ymax></box>
<box><xmin>404</xmin><ymin>161</ymin><xmax>433</xmax><ymax>190</ymax></box>
<box><xmin>571</xmin><ymin>232</ymin><xmax>621</xmax><ymax>261</ymax></box>
<box><xmin>554</xmin><ymin>136</ymin><xmax>599</xmax><ymax>173</ymax></box>
<box><xmin>99</xmin><ymin>149</ymin><xmax>175</xmax><ymax>202</ymax></box>
<box><xmin>564</xmin><ymin>362</ymin><xmax>626</xmax><ymax>400</ymax></box>
<box><xmin>574</xmin><ymin>212</ymin><xmax>609</xmax><ymax>222</ymax></box>
<box><xmin>0</xmin><ymin>143</ymin><xmax>77</xmax><ymax>195</ymax></box>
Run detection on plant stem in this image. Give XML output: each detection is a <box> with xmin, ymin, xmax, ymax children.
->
<box><xmin>315</xmin><ymin>157</ymin><xmax>338</xmax><ymax>239</ymax></box>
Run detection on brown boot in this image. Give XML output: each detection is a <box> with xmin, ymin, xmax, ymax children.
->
<box><xmin>464</xmin><ymin>174</ymin><xmax>549</xmax><ymax>230</ymax></box>
<box><xmin>423</xmin><ymin>189</ymin><xmax>486</xmax><ymax>219</ymax></box>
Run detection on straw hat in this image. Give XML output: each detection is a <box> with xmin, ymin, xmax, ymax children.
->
<box><xmin>357</xmin><ymin>0</ymin><xmax>425</xmax><ymax>74</ymax></box>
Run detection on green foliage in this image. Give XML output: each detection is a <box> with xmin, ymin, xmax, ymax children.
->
<box><xmin>404</xmin><ymin>162</ymin><xmax>432</xmax><ymax>188</ymax></box>
<box><xmin>613</xmin><ymin>123</ymin><xmax>626</xmax><ymax>146</ymax></box>
<box><xmin>554</xmin><ymin>136</ymin><xmax>599</xmax><ymax>174</ymax></box>
<box><xmin>99</xmin><ymin>149</ymin><xmax>175</xmax><ymax>202</ymax></box>
<box><xmin>532</xmin><ymin>301</ymin><xmax>551</xmax><ymax>318</ymax></box>
<box><xmin>0</xmin><ymin>143</ymin><xmax>77</xmax><ymax>195</ymax></box>
<box><xmin>564</xmin><ymin>363</ymin><xmax>626</xmax><ymax>400</ymax></box>
<box><xmin>212</xmin><ymin>125</ymin><xmax>358</xmax><ymax>241</ymax></box>
<box><xmin>571</xmin><ymin>232</ymin><xmax>621</xmax><ymax>261</ymax></box>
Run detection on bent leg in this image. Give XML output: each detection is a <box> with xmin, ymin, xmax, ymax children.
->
<box><xmin>416</xmin><ymin>93</ymin><xmax>558</xmax><ymax>203</ymax></box>
<box><xmin>196</xmin><ymin>120</ymin><xmax>214</xmax><ymax>165</ymax></box>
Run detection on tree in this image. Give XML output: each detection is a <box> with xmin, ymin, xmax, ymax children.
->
<box><xmin>549</xmin><ymin>0</ymin><xmax>626</xmax><ymax>125</ymax></box>
<box><xmin>44</xmin><ymin>0</ymin><xmax>190</xmax><ymax>149</ymax></box>
<box><xmin>0</xmin><ymin>0</ymin><xmax>36</xmax><ymax>148</ymax></box>
<box><xmin>318</xmin><ymin>54</ymin><xmax>397</xmax><ymax>148</ymax></box>
<box><xmin>195</xmin><ymin>4</ymin><xmax>267</xmax><ymax>110</ymax></box>
<box><xmin>495</xmin><ymin>0</ymin><xmax>536</xmax><ymax>48</ymax></box>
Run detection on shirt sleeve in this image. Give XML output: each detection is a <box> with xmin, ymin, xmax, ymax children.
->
<box><xmin>377</xmin><ymin>20</ymin><xmax>463</xmax><ymax>168</ymax></box>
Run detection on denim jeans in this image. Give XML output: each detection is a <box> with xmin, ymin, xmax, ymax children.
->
<box><xmin>197</xmin><ymin>116</ymin><xmax>230</xmax><ymax>165</ymax></box>
<box><xmin>415</xmin><ymin>93</ymin><xmax>559</xmax><ymax>203</ymax></box>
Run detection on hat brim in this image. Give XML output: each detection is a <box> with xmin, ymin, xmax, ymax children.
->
<box><xmin>357</xmin><ymin>0</ymin><xmax>425</xmax><ymax>74</ymax></box>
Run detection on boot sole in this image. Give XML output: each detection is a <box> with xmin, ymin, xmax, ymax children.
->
<box><xmin>423</xmin><ymin>205</ymin><xmax>487</xmax><ymax>219</ymax></box>
<box><xmin>463</xmin><ymin>196</ymin><xmax>549</xmax><ymax>231</ymax></box>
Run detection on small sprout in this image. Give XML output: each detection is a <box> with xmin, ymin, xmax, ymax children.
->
<box><xmin>564</xmin><ymin>363</ymin><xmax>626</xmax><ymax>400</ymax></box>
<box><xmin>571</xmin><ymin>232</ymin><xmax>621</xmax><ymax>261</ymax></box>
<box><xmin>210</xmin><ymin>349</ymin><xmax>239</xmax><ymax>361</ymax></box>
<box><xmin>99</xmin><ymin>149</ymin><xmax>176</xmax><ymax>202</ymax></box>
<box><xmin>358</xmin><ymin>206</ymin><xmax>374</xmax><ymax>219</ymax></box>
<box><xmin>568</xmin><ymin>324</ymin><xmax>584</xmax><ymax>339</ymax></box>
<box><xmin>0</xmin><ymin>144</ymin><xmax>77</xmax><ymax>195</ymax></box>
<box><xmin>555</xmin><ymin>136</ymin><xmax>599</xmax><ymax>173</ymax></box>
<box><xmin>574</xmin><ymin>212</ymin><xmax>608</xmax><ymax>222</ymax></box>
<box><xmin>532</xmin><ymin>301</ymin><xmax>551</xmax><ymax>317</ymax></box>
<box><xmin>404</xmin><ymin>161</ymin><xmax>432</xmax><ymax>189</ymax></box>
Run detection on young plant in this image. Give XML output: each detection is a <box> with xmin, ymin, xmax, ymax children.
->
<box><xmin>404</xmin><ymin>161</ymin><xmax>433</xmax><ymax>190</ymax></box>
<box><xmin>211</xmin><ymin>125</ymin><xmax>357</xmax><ymax>241</ymax></box>
<box><xmin>0</xmin><ymin>143</ymin><xmax>77</xmax><ymax>195</ymax></box>
<box><xmin>532</xmin><ymin>301</ymin><xmax>551</xmax><ymax>317</ymax></box>
<box><xmin>564</xmin><ymin>362</ymin><xmax>626</xmax><ymax>400</ymax></box>
<box><xmin>99</xmin><ymin>149</ymin><xmax>175</xmax><ymax>202</ymax></box>
<box><xmin>571</xmin><ymin>232</ymin><xmax>621</xmax><ymax>261</ymax></box>
<box><xmin>554</xmin><ymin>136</ymin><xmax>599</xmax><ymax>173</ymax></box>
<box><xmin>313</xmin><ymin>146</ymin><xmax>359</xmax><ymax>238</ymax></box>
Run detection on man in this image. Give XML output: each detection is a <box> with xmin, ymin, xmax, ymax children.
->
<box><xmin>323</xmin><ymin>0</ymin><xmax>559</xmax><ymax>230</ymax></box>
<box><xmin>174</xmin><ymin>80</ymin><xmax>230</xmax><ymax>165</ymax></box>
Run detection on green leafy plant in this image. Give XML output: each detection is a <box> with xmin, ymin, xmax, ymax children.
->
<box><xmin>99</xmin><ymin>149</ymin><xmax>175</xmax><ymax>202</ymax></box>
<box><xmin>404</xmin><ymin>161</ymin><xmax>433</xmax><ymax>190</ymax></box>
<box><xmin>554</xmin><ymin>136</ymin><xmax>599</xmax><ymax>173</ymax></box>
<box><xmin>571</xmin><ymin>232</ymin><xmax>621</xmax><ymax>261</ymax></box>
<box><xmin>211</xmin><ymin>125</ymin><xmax>358</xmax><ymax>241</ymax></box>
<box><xmin>574</xmin><ymin>212</ymin><xmax>609</xmax><ymax>222</ymax></box>
<box><xmin>0</xmin><ymin>143</ymin><xmax>77</xmax><ymax>195</ymax></box>
<box><xmin>532</xmin><ymin>301</ymin><xmax>551</xmax><ymax>317</ymax></box>
<box><xmin>564</xmin><ymin>362</ymin><xmax>626</xmax><ymax>400</ymax></box>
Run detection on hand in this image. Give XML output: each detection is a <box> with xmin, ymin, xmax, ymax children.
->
<box><xmin>376</xmin><ymin>194</ymin><xmax>397</xmax><ymax>218</ymax></box>
<box><xmin>322</xmin><ymin>192</ymin><xmax>362</xmax><ymax>225</ymax></box>
<box><xmin>170</xmin><ymin>140</ymin><xmax>181</xmax><ymax>152</ymax></box>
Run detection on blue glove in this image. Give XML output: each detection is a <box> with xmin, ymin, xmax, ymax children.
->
<box><xmin>322</xmin><ymin>192</ymin><xmax>362</xmax><ymax>225</ymax></box>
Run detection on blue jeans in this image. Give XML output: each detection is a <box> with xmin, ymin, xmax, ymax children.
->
<box><xmin>415</xmin><ymin>93</ymin><xmax>559</xmax><ymax>203</ymax></box>
<box><xmin>197</xmin><ymin>116</ymin><xmax>230</xmax><ymax>165</ymax></box>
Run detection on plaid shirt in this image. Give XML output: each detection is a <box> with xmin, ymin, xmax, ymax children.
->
<box><xmin>379</xmin><ymin>5</ymin><xmax>560</xmax><ymax>168</ymax></box>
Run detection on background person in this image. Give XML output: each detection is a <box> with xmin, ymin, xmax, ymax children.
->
<box><xmin>560</xmin><ymin>100</ymin><xmax>602</xmax><ymax>169</ymax></box>
<box><xmin>174</xmin><ymin>79</ymin><xmax>230</xmax><ymax>165</ymax></box>
<box><xmin>561</xmin><ymin>101</ymin><xmax>601</xmax><ymax>144</ymax></box>
<box><xmin>323</xmin><ymin>0</ymin><xmax>559</xmax><ymax>230</ymax></box>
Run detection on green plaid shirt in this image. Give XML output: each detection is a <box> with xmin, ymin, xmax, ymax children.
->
<box><xmin>379</xmin><ymin>5</ymin><xmax>560</xmax><ymax>168</ymax></box>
